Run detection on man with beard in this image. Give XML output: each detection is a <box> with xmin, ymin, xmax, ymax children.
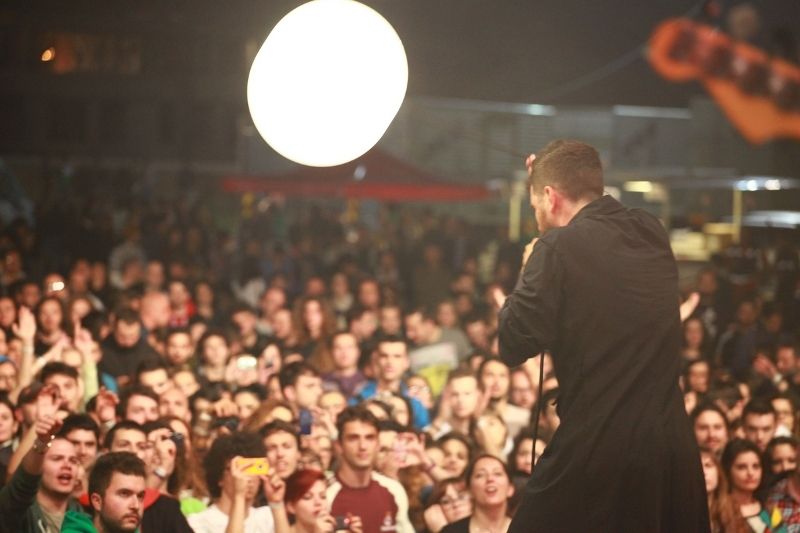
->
<box><xmin>61</xmin><ymin>452</ymin><xmax>147</xmax><ymax>533</ymax></box>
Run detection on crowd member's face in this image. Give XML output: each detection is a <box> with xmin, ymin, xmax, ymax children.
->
<box><xmin>202</xmin><ymin>335</ymin><xmax>229</xmax><ymax>367</ymax></box>
<box><xmin>168</xmin><ymin>281</ymin><xmax>190</xmax><ymax>307</ymax></box>
<box><xmin>66</xmin><ymin>428</ymin><xmax>99</xmax><ymax>468</ymax></box>
<box><xmin>449</xmin><ymin>376</ymin><xmax>480</xmax><ymax>420</ymax></box>
<box><xmin>777</xmin><ymin>347</ymin><xmax>798</xmax><ymax>376</ymax></box>
<box><xmin>481</xmin><ymin>360</ymin><xmax>510</xmax><ymax>401</ymax></box>
<box><xmin>265</xmin><ymin>430</ymin><xmax>300</xmax><ymax>479</ymax></box>
<box><xmin>232</xmin><ymin>311</ymin><xmax>257</xmax><ymax>336</ymax></box>
<box><xmin>683</xmin><ymin>319</ymin><xmax>704</xmax><ymax>349</ymax></box>
<box><xmin>110</xmin><ymin>429</ymin><xmax>151</xmax><ymax>463</ymax></box>
<box><xmin>439</xmin><ymin>483</ymin><xmax>472</xmax><ymax>523</ymax></box>
<box><xmin>39</xmin><ymin>299</ymin><xmax>63</xmax><ymax>333</ymax></box>
<box><xmin>700</xmin><ymin>452</ymin><xmax>718</xmax><ymax>493</ymax></box>
<box><xmin>338</xmin><ymin>420</ymin><xmax>378</xmax><ymax>471</ymax></box>
<box><xmin>44</xmin><ymin>374</ymin><xmax>80</xmax><ymax>412</ymax></box>
<box><xmin>272</xmin><ymin>310</ymin><xmax>293</xmax><ymax>339</ymax></box>
<box><xmin>139</xmin><ymin>369</ymin><xmax>170</xmax><ymax>396</ymax></box>
<box><xmin>743</xmin><ymin>413</ymin><xmax>776</xmax><ymax>452</ymax></box>
<box><xmin>125</xmin><ymin>395</ymin><xmax>159</xmax><ymax>425</ymax></box>
<box><xmin>770</xmin><ymin>443</ymin><xmax>797</xmax><ymax>475</ymax></box>
<box><xmin>406</xmin><ymin>376</ymin><xmax>432</xmax><ymax>410</ymax></box>
<box><xmin>172</xmin><ymin>370</ymin><xmax>199</xmax><ymax>398</ymax></box>
<box><xmin>441</xmin><ymin>439</ymin><xmax>469</xmax><ymax>478</ymax></box>
<box><xmin>469</xmin><ymin>456</ymin><xmax>513</xmax><ymax>508</ymax></box>
<box><xmin>91</xmin><ymin>472</ymin><xmax>146</xmax><ymax>533</ymax></box>
<box><xmin>0</xmin><ymin>297</ymin><xmax>15</xmax><ymax>328</ymax></box>
<box><xmin>234</xmin><ymin>391</ymin><xmax>261</xmax><ymax>421</ymax></box>
<box><xmin>694</xmin><ymin>410</ymin><xmax>728</xmax><ymax>454</ymax></box>
<box><xmin>376</xmin><ymin>341</ymin><xmax>409</xmax><ymax>384</ymax></box>
<box><xmin>303</xmin><ymin>300</ymin><xmax>324</xmax><ymax>333</ymax></box>
<box><xmin>0</xmin><ymin>403</ymin><xmax>18</xmax><ymax>442</ymax></box>
<box><xmin>403</xmin><ymin>313</ymin><xmax>427</xmax><ymax>345</ymax></box>
<box><xmin>41</xmin><ymin>439</ymin><xmax>79</xmax><ymax>498</ymax></box>
<box><xmin>729</xmin><ymin>451</ymin><xmax>761</xmax><ymax>493</ymax></box>
<box><xmin>288</xmin><ymin>479</ymin><xmax>327</xmax><ymax>528</ymax></box>
<box><xmin>159</xmin><ymin>388</ymin><xmax>190</xmax><ymax>421</ymax></box>
<box><xmin>358</xmin><ymin>281</ymin><xmax>380</xmax><ymax>310</ymax></box>
<box><xmin>515</xmin><ymin>438</ymin><xmax>534</xmax><ymax>475</ymax></box>
<box><xmin>436</xmin><ymin>302</ymin><xmax>458</xmax><ymax>329</ymax></box>
<box><xmin>686</xmin><ymin>362</ymin><xmax>710</xmax><ymax>394</ymax></box>
<box><xmin>145</xmin><ymin>261</ymin><xmax>164</xmax><ymax>290</ymax></box>
<box><xmin>316</xmin><ymin>435</ymin><xmax>333</xmax><ymax>471</ymax></box>
<box><xmin>319</xmin><ymin>391</ymin><xmax>346</xmax><ymax>421</ymax></box>
<box><xmin>292</xmin><ymin>374</ymin><xmax>322</xmax><ymax>410</ymax></box>
<box><xmin>772</xmin><ymin>398</ymin><xmax>795</xmax><ymax>433</ymax></box>
<box><xmin>19</xmin><ymin>283</ymin><xmax>41</xmax><ymax>309</ymax></box>
<box><xmin>376</xmin><ymin>430</ymin><xmax>398</xmax><ymax>474</ymax></box>
<box><xmin>379</xmin><ymin>307</ymin><xmax>402</xmax><ymax>336</ymax></box>
<box><xmin>331</xmin><ymin>333</ymin><xmax>359</xmax><ymax>370</ymax></box>
<box><xmin>261</xmin><ymin>288</ymin><xmax>286</xmax><ymax>318</ymax></box>
<box><xmin>465</xmin><ymin>320</ymin><xmax>488</xmax><ymax>350</ymax></box>
<box><xmin>115</xmin><ymin>321</ymin><xmax>142</xmax><ymax>348</ymax></box>
<box><xmin>509</xmin><ymin>370</ymin><xmax>535</xmax><ymax>409</ymax></box>
<box><xmin>737</xmin><ymin>302</ymin><xmax>757</xmax><ymax>328</ymax></box>
<box><xmin>0</xmin><ymin>361</ymin><xmax>18</xmax><ymax>393</ymax></box>
<box><xmin>165</xmin><ymin>333</ymin><xmax>194</xmax><ymax>366</ymax></box>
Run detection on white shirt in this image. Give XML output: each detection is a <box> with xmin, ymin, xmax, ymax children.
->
<box><xmin>187</xmin><ymin>504</ymin><xmax>275</xmax><ymax>533</ymax></box>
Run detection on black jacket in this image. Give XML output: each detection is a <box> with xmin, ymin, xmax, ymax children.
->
<box><xmin>499</xmin><ymin>195</ymin><xmax>709</xmax><ymax>533</ymax></box>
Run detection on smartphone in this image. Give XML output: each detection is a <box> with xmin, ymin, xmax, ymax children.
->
<box><xmin>334</xmin><ymin>516</ymin><xmax>349</xmax><ymax>531</ymax></box>
<box><xmin>233</xmin><ymin>456</ymin><xmax>271</xmax><ymax>476</ymax></box>
<box><xmin>212</xmin><ymin>417</ymin><xmax>239</xmax><ymax>432</ymax></box>
<box><xmin>299</xmin><ymin>409</ymin><xmax>313</xmax><ymax>436</ymax></box>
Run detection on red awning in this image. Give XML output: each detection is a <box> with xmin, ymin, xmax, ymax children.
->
<box><xmin>222</xmin><ymin>149</ymin><xmax>492</xmax><ymax>202</ymax></box>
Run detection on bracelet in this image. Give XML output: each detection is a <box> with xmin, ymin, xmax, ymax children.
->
<box><xmin>268</xmin><ymin>501</ymin><xmax>284</xmax><ymax>508</ymax></box>
<box><xmin>32</xmin><ymin>435</ymin><xmax>55</xmax><ymax>455</ymax></box>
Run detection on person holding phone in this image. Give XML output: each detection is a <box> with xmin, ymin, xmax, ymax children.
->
<box><xmin>268</xmin><ymin>468</ymin><xmax>363</xmax><ymax>533</ymax></box>
<box><xmin>188</xmin><ymin>432</ymin><xmax>277</xmax><ymax>533</ymax></box>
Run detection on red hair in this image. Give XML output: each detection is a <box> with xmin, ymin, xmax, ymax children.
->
<box><xmin>285</xmin><ymin>468</ymin><xmax>325</xmax><ymax>505</ymax></box>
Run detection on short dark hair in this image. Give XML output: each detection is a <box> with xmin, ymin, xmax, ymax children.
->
<box><xmin>336</xmin><ymin>406</ymin><xmax>379</xmax><ymax>442</ymax></box>
<box><xmin>376</xmin><ymin>335</ymin><xmax>407</xmax><ymax>352</ymax></box>
<box><xmin>59</xmin><ymin>413</ymin><xmax>100</xmax><ymax>442</ymax></box>
<box><xmin>88</xmin><ymin>452</ymin><xmax>146</xmax><ymax>498</ymax></box>
<box><xmin>204</xmin><ymin>432</ymin><xmax>265</xmax><ymax>500</ymax></box>
<box><xmin>260</xmin><ymin>420</ymin><xmax>300</xmax><ymax>447</ymax></box>
<box><xmin>234</xmin><ymin>384</ymin><xmax>268</xmax><ymax>402</ymax></box>
<box><xmin>690</xmin><ymin>402</ymin><xmax>728</xmax><ymax>425</ymax></box>
<box><xmin>135</xmin><ymin>359</ymin><xmax>169</xmax><ymax>380</ymax></box>
<box><xmin>115</xmin><ymin>308</ymin><xmax>140</xmax><ymax>326</ymax></box>
<box><xmin>528</xmin><ymin>139</ymin><xmax>604</xmax><ymax>201</ymax></box>
<box><xmin>39</xmin><ymin>362</ymin><xmax>79</xmax><ymax>383</ymax></box>
<box><xmin>117</xmin><ymin>385</ymin><xmax>159</xmax><ymax>419</ymax></box>
<box><xmin>743</xmin><ymin>399</ymin><xmax>777</xmax><ymax>420</ymax></box>
<box><xmin>278</xmin><ymin>361</ymin><xmax>319</xmax><ymax>390</ymax></box>
<box><xmin>103</xmin><ymin>420</ymin><xmax>146</xmax><ymax>450</ymax></box>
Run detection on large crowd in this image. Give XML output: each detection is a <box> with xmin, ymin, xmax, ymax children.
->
<box><xmin>0</xmin><ymin>193</ymin><xmax>798</xmax><ymax>533</ymax></box>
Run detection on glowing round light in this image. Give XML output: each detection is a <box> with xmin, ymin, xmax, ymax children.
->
<box><xmin>247</xmin><ymin>0</ymin><xmax>408</xmax><ymax>167</ymax></box>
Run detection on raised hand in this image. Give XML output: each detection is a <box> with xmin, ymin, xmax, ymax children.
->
<box><xmin>262</xmin><ymin>472</ymin><xmax>286</xmax><ymax>505</ymax></box>
<box><xmin>12</xmin><ymin>306</ymin><xmax>36</xmax><ymax>343</ymax></box>
<box><xmin>94</xmin><ymin>387</ymin><xmax>119</xmax><ymax>424</ymax></box>
<box><xmin>35</xmin><ymin>384</ymin><xmax>63</xmax><ymax>441</ymax></box>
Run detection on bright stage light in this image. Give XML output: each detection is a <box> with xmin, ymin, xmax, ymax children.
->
<box><xmin>247</xmin><ymin>0</ymin><xmax>408</xmax><ymax>167</ymax></box>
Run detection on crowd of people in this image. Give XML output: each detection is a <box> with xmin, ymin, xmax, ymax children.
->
<box><xmin>0</xmin><ymin>192</ymin><xmax>798</xmax><ymax>532</ymax></box>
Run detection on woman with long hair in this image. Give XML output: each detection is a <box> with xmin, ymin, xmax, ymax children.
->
<box><xmin>441</xmin><ymin>454</ymin><xmax>514</xmax><ymax>533</ymax></box>
<box><xmin>721</xmin><ymin>439</ymin><xmax>785</xmax><ymax>532</ymax></box>
<box><xmin>701</xmin><ymin>447</ymin><xmax>743</xmax><ymax>533</ymax></box>
<box><xmin>423</xmin><ymin>477</ymin><xmax>472</xmax><ymax>533</ymax></box>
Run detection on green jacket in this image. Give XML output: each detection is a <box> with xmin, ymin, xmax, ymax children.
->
<box><xmin>60</xmin><ymin>511</ymin><xmax>97</xmax><ymax>533</ymax></box>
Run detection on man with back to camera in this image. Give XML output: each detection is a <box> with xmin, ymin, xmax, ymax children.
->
<box><xmin>496</xmin><ymin>140</ymin><xmax>709</xmax><ymax>532</ymax></box>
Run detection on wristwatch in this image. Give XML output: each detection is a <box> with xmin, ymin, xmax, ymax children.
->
<box><xmin>32</xmin><ymin>435</ymin><xmax>55</xmax><ymax>454</ymax></box>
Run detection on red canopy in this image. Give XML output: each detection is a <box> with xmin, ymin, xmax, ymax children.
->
<box><xmin>221</xmin><ymin>149</ymin><xmax>492</xmax><ymax>202</ymax></box>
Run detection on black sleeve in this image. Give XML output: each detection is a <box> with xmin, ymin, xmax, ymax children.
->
<box><xmin>143</xmin><ymin>495</ymin><xmax>195</xmax><ymax>533</ymax></box>
<box><xmin>498</xmin><ymin>239</ymin><xmax>563</xmax><ymax>367</ymax></box>
<box><xmin>0</xmin><ymin>465</ymin><xmax>41</xmax><ymax>533</ymax></box>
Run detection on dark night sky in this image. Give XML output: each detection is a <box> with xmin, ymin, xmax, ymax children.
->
<box><xmin>234</xmin><ymin>0</ymin><xmax>800</xmax><ymax>107</ymax></box>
